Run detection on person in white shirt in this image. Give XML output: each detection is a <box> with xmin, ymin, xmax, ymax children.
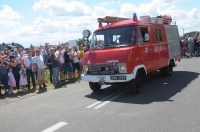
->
<box><xmin>34</xmin><ymin>49</ymin><xmax>46</xmax><ymax>89</ymax></box>
<box><xmin>55</xmin><ymin>46</ymin><xmax>65</xmax><ymax>81</ymax></box>
<box><xmin>70</xmin><ymin>46</ymin><xmax>81</xmax><ymax>79</ymax></box>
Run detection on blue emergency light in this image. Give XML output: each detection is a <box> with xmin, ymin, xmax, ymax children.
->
<box><xmin>133</xmin><ymin>13</ymin><xmax>138</xmax><ymax>22</ymax></box>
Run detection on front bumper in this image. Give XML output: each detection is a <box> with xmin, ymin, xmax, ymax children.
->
<box><xmin>81</xmin><ymin>74</ymin><xmax>134</xmax><ymax>83</ymax></box>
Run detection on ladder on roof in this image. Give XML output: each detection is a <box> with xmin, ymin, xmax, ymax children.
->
<box><xmin>97</xmin><ymin>16</ymin><xmax>130</xmax><ymax>24</ymax></box>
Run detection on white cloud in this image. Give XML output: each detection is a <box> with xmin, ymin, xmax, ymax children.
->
<box><xmin>14</xmin><ymin>15</ymin><xmax>95</xmax><ymax>46</ymax></box>
<box><xmin>31</xmin><ymin>0</ymin><xmax>111</xmax><ymax>41</ymax></box>
<box><xmin>93</xmin><ymin>6</ymin><xmax>117</xmax><ymax>17</ymax></box>
<box><xmin>0</xmin><ymin>5</ymin><xmax>23</xmax><ymax>44</ymax></box>
<box><xmin>0</xmin><ymin>5</ymin><xmax>22</xmax><ymax>20</ymax></box>
<box><xmin>120</xmin><ymin>3</ymin><xmax>138</xmax><ymax>17</ymax></box>
<box><xmin>33</xmin><ymin>0</ymin><xmax>92</xmax><ymax>16</ymax></box>
<box><xmin>0</xmin><ymin>5</ymin><xmax>22</xmax><ymax>29</ymax></box>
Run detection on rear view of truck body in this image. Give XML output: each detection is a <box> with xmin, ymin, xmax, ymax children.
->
<box><xmin>164</xmin><ymin>25</ymin><xmax>181</xmax><ymax>60</ymax></box>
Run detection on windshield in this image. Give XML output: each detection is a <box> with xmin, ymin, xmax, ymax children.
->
<box><xmin>91</xmin><ymin>26</ymin><xmax>136</xmax><ymax>49</ymax></box>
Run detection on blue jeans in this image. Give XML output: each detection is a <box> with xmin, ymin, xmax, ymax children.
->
<box><xmin>60</xmin><ymin>64</ymin><xmax>67</xmax><ymax>74</ymax></box>
<box><xmin>26</xmin><ymin>69</ymin><xmax>36</xmax><ymax>88</ymax></box>
<box><xmin>1</xmin><ymin>75</ymin><xmax>10</xmax><ymax>89</ymax></box>
<box><xmin>66</xmin><ymin>62</ymin><xmax>74</xmax><ymax>73</ymax></box>
<box><xmin>52</xmin><ymin>67</ymin><xmax>60</xmax><ymax>85</ymax></box>
<box><xmin>14</xmin><ymin>74</ymin><xmax>20</xmax><ymax>90</ymax></box>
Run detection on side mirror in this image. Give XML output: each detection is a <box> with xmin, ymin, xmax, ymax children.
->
<box><xmin>144</xmin><ymin>33</ymin><xmax>149</xmax><ymax>42</ymax></box>
<box><xmin>82</xmin><ymin>29</ymin><xmax>91</xmax><ymax>38</ymax></box>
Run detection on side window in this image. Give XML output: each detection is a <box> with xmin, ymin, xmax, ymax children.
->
<box><xmin>138</xmin><ymin>28</ymin><xmax>143</xmax><ymax>45</ymax></box>
<box><xmin>96</xmin><ymin>35</ymin><xmax>104</xmax><ymax>47</ymax></box>
<box><xmin>138</xmin><ymin>27</ymin><xmax>149</xmax><ymax>44</ymax></box>
<box><xmin>154</xmin><ymin>29</ymin><xmax>163</xmax><ymax>42</ymax></box>
<box><xmin>114</xmin><ymin>35</ymin><xmax>121</xmax><ymax>44</ymax></box>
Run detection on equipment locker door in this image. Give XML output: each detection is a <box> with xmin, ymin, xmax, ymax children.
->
<box><xmin>151</xmin><ymin>25</ymin><xmax>169</xmax><ymax>70</ymax></box>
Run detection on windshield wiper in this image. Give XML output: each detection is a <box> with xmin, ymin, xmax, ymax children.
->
<box><xmin>106</xmin><ymin>44</ymin><xmax>131</xmax><ymax>48</ymax></box>
<box><xmin>105</xmin><ymin>44</ymin><xmax>117</xmax><ymax>48</ymax></box>
<box><xmin>95</xmin><ymin>46</ymin><xmax>103</xmax><ymax>49</ymax></box>
<box><xmin>115</xmin><ymin>44</ymin><xmax>131</xmax><ymax>47</ymax></box>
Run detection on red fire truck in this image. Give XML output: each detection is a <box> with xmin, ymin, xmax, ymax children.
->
<box><xmin>81</xmin><ymin>14</ymin><xmax>181</xmax><ymax>94</ymax></box>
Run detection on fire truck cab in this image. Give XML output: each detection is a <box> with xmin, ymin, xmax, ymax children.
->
<box><xmin>81</xmin><ymin>14</ymin><xmax>181</xmax><ymax>94</ymax></box>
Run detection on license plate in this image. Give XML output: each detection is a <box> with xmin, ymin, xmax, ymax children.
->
<box><xmin>110</xmin><ymin>75</ymin><xmax>127</xmax><ymax>80</ymax></box>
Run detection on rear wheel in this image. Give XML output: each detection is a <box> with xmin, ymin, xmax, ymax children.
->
<box><xmin>160</xmin><ymin>62</ymin><xmax>173</xmax><ymax>76</ymax></box>
<box><xmin>89</xmin><ymin>82</ymin><xmax>101</xmax><ymax>91</ymax></box>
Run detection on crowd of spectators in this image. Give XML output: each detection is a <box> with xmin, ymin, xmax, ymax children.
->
<box><xmin>0</xmin><ymin>43</ymin><xmax>87</xmax><ymax>96</ymax></box>
<box><xmin>180</xmin><ymin>32</ymin><xmax>200</xmax><ymax>57</ymax></box>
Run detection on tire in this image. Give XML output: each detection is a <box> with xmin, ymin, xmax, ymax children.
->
<box><xmin>130</xmin><ymin>73</ymin><xmax>143</xmax><ymax>94</ymax></box>
<box><xmin>160</xmin><ymin>62</ymin><xmax>173</xmax><ymax>76</ymax></box>
<box><xmin>89</xmin><ymin>82</ymin><xmax>101</xmax><ymax>91</ymax></box>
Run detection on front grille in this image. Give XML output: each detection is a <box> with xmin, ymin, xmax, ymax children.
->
<box><xmin>88</xmin><ymin>64</ymin><xmax>119</xmax><ymax>75</ymax></box>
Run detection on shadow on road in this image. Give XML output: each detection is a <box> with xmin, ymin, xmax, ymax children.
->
<box><xmin>36</xmin><ymin>88</ymin><xmax>47</xmax><ymax>94</ymax></box>
<box><xmin>85</xmin><ymin>71</ymin><xmax>199</xmax><ymax>104</ymax></box>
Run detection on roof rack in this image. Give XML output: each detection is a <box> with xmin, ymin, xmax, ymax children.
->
<box><xmin>170</xmin><ymin>21</ymin><xmax>176</xmax><ymax>25</ymax></box>
<box><xmin>140</xmin><ymin>15</ymin><xmax>163</xmax><ymax>24</ymax></box>
<box><xmin>140</xmin><ymin>15</ymin><xmax>176</xmax><ymax>25</ymax></box>
<box><xmin>97</xmin><ymin>16</ymin><xmax>130</xmax><ymax>24</ymax></box>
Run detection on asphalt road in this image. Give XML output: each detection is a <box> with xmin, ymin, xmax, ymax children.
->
<box><xmin>0</xmin><ymin>57</ymin><xmax>200</xmax><ymax>132</ymax></box>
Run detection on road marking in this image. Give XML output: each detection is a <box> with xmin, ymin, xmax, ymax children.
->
<box><xmin>42</xmin><ymin>122</ymin><xmax>68</xmax><ymax>132</ymax></box>
<box><xmin>94</xmin><ymin>88</ymin><xmax>130</xmax><ymax>109</ymax></box>
<box><xmin>86</xmin><ymin>88</ymin><xmax>126</xmax><ymax>109</ymax></box>
<box><xmin>86</xmin><ymin>101</ymin><xmax>102</xmax><ymax>109</ymax></box>
<box><xmin>86</xmin><ymin>85</ymin><xmax>130</xmax><ymax>109</ymax></box>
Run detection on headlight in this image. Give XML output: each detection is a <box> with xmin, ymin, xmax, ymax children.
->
<box><xmin>118</xmin><ymin>63</ymin><xmax>127</xmax><ymax>73</ymax></box>
<box><xmin>83</xmin><ymin>65</ymin><xmax>89</xmax><ymax>74</ymax></box>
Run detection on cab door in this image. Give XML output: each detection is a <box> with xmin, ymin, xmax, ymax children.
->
<box><xmin>137</xmin><ymin>26</ymin><xmax>154</xmax><ymax>73</ymax></box>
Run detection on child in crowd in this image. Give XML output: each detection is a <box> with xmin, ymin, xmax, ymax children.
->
<box><xmin>8</xmin><ymin>67</ymin><xmax>16</xmax><ymax>94</ymax></box>
<box><xmin>19</xmin><ymin>65</ymin><xmax>28</xmax><ymax>92</ymax></box>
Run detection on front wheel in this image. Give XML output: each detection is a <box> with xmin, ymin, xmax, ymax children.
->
<box><xmin>130</xmin><ymin>73</ymin><xmax>143</xmax><ymax>94</ymax></box>
<box><xmin>89</xmin><ymin>82</ymin><xmax>101</xmax><ymax>92</ymax></box>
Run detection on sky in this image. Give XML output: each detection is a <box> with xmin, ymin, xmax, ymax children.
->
<box><xmin>0</xmin><ymin>0</ymin><xmax>200</xmax><ymax>47</ymax></box>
